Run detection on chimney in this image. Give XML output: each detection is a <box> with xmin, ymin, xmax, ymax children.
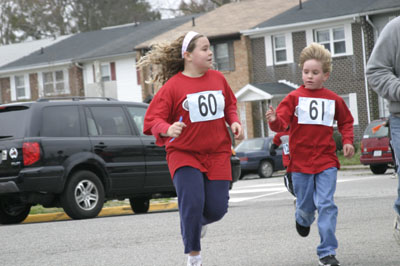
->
<box><xmin>299</xmin><ymin>0</ymin><xmax>302</xmax><ymax>9</ymax></box>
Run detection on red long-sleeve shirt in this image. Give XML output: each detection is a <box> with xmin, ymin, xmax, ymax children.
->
<box><xmin>269</xmin><ymin>85</ymin><xmax>354</xmax><ymax>174</ymax></box>
<box><xmin>143</xmin><ymin>70</ymin><xmax>240</xmax><ymax>180</ymax></box>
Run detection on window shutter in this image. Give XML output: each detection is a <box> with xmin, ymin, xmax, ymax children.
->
<box><xmin>264</xmin><ymin>35</ymin><xmax>274</xmax><ymax>66</ymax></box>
<box><xmin>136</xmin><ymin>68</ymin><xmax>141</xmax><ymax>85</ymax></box>
<box><xmin>344</xmin><ymin>23</ymin><xmax>353</xmax><ymax>56</ymax></box>
<box><xmin>349</xmin><ymin>93</ymin><xmax>358</xmax><ymax>125</ymax></box>
<box><xmin>228</xmin><ymin>42</ymin><xmax>235</xmax><ymax>71</ymax></box>
<box><xmin>286</xmin><ymin>33</ymin><xmax>294</xmax><ymax>63</ymax></box>
<box><xmin>110</xmin><ymin>62</ymin><xmax>116</xmax><ymax>81</ymax></box>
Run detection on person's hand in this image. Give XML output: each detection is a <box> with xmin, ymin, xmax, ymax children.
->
<box><xmin>166</xmin><ymin>121</ymin><xmax>186</xmax><ymax>138</ymax></box>
<box><xmin>269</xmin><ymin>143</ymin><xmax>278</xmax><ymax>156</ymax></box>
<box><xmin>231</xmin><ymin>122</ymin><xmax>244</xmax><ymax>140</ymax></box>
<box><xmin>265</xmin><ymin>106</ymin><xmax>276</xmax><ymax>122</ymax></box>
<box><xmin>343</xmin><ymin>143</ymin><xmax>355</xmax><ymax>158</ymax></box>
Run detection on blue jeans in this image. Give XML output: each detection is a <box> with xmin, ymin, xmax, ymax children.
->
<box><xmin>173</xmin><ymin>166</ymin><xmax>230</xmax><ymax>254</ymax></box>
<box><xmin>292</xmin><ymin>167</ymin><xmax>338</xmax><ymax>258</ymax></box>
<box><xmin>390</xmin><ymin>115</ymin><xmax>400</xmax><ymax>216</ymax></box>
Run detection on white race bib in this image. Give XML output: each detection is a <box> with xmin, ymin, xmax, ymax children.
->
<box><xmin>298</xmin><ymin>97</ymin><xmax>335</xmax><ymax>126</ymax></box>
<box><xmin>187</xmin><ymin>90</ymin><xmax>225</xmax><ymax>123</ymax></box>
<box><xmin>282</xmin><ymin>143</ymin><xmax>290</xmax><ymax>155</ymax></box>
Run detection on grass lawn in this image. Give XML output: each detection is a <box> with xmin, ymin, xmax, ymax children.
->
<box><xmin>337</xmin><ymin>148</ymin><xmax>362</xmax><ymax>166</ymax></box>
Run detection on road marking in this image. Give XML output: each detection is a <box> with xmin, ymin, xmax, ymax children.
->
<box><xmin>229</xmin><ymin>190</ymin><xmax>287</xmax><ymax>203</ymax></box>
<box><xmin>229</xmin><ymin>174</ymin><xmax>389</xmax><ymax>203</ymax></box>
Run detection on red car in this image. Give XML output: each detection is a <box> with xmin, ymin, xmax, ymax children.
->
<box><xmin>360</xmin><ymin>118</ymin><xmax>395</xmax><ymax>174</ymax></box>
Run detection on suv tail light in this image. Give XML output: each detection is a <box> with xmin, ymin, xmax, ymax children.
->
<box><xmin>23</xmin><ymin>142</ymin><xmax>40</xmax><ymax>166</ymax></box>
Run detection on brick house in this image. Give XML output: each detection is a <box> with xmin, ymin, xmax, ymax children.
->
<box><xmin>240</xmin><ymin>0</ymin><xmax>400</xmax><ymax>142</ymax></box>
<box><xmin>135</xmin><ymin>0</ymin><xmax>300</xmax><ymax>139</ymax></box>
<box><xmin>0</xmin><ymin>16</ymin><xmax>197</xmax><ymax>104</ymax></box>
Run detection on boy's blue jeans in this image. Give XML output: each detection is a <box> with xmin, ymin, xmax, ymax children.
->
<box><xmin>390</xmin><ymin>115</ymin><xmax>400</xmax><ymax>216</ymax></box>
<box><xmin>292</xmin><ymin>167</ymin><xmax>338</xmax><ymax>258</ymax></box>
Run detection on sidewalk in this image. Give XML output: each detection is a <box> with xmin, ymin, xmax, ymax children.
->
<box><xmin>340</xmin><ymin>164</ymin><xmax>369</xmax><ymax>170</ymax></box>
<box><xmin>23</xmin><ymin>201</ymin><xmax>178</xmax><ymax>224</ymax></box>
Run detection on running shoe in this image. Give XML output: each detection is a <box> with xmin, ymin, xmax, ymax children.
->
<box><xmin>318</xmin><ymin>255</ymin><xmax>340</xmax><ymax>266</ymax></box>
<box><xmin>296</xmin><ymin>221</ymin><xmax>310</xmax><ymax>237</ymax></box>
<box><xmin>187</xmin><ymin>256</ymin><xmax>202</xmax><ymax>266</ymax></box>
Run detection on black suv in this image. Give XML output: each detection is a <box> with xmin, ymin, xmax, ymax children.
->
<box><xmin>0</xmin><ymin>97</ymin><xmax>240</xmax><ymax>224</ymax></box>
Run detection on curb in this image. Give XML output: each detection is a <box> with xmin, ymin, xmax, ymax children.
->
<box><xmin>339</xmin><ymin>165</ymin><xmax>369</xmax><ymax>171</ymax></box>
<box><xmin>23</xmin><ymin>201</ymin><xmax>178</xmax><ymax>224</ymax></box>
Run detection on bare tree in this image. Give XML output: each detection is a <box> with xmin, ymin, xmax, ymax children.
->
<box><xmin>178</xmin><ymin>0</ymin><xmax>233</xmax><ymax>15</ymax></box>
<box><xmin>0</xmin><ymin>0</ymin><xmax>161</xmax><ymax>45</ymax></box>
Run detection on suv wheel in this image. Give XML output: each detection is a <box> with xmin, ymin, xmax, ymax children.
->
<box><xmin>258</xmin><ymin>160</ymin><xmax>273</xmax><ymax>178</ymax></box>
<box><xmin>61</xmin><ymin>170</ymin><xmax>105</xmax><ymax>219</ymax></box>
<box><xmin>129</xmin><ymin>198</ymin><xmax>150</xmax><ymax>214</ymax></box>
<box><xmin>370</xmin><ymin>164</ymin><xmax>388</xmax><ymax>175</ymax></box>
<box><xmin>0</xmin><ymin>198</ymin><xmax>31</xmax><ymax>224</ymax></box>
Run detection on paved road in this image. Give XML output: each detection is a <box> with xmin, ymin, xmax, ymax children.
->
<box><xmin>1</xmin><ymin>168</ymin><xmax>399</xmax><ymax>266</ymax></box>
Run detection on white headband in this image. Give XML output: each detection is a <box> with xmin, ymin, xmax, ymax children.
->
<box><xmin>181</xmin><ymin>31</ymin><xmax>199</xmax><ymax>58</ymax></box>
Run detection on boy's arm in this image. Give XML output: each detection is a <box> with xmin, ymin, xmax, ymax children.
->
<box><xmin>268</xmin><ymin>96</ymin><xmax>293</xmax><ymax>132</ymax></box>
<box><xmin>335</xmin><ymin>97</ymin><xmax>354</xmax><ymax>146</ymax></box>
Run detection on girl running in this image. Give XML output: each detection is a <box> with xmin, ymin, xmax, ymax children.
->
<box><xmin>140</xmin><ymin>31</ymin><xmax>243</xmax><ymax>266</ymax></box>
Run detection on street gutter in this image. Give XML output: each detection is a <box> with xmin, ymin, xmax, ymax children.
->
<box><xmin>23</xmin><ymin>201</ymin><xmax>178</xmax><ymax>224</ymax></box>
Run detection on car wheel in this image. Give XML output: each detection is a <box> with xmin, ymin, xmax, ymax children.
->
<box><xmin>258</xmin><ymin>160</ymin><xmax>273</xmax><ymax>178</ymax></box>
<box><xmin>129</xmin><ymin>198</ymin><xmax>150</xmax><ymax>214</ymax></box>
<box><xmin>0</xmin><ymin>198</ymin><xmax>31</xmax><ymax>224</ymax></box>
<box><xmin>370</xmin><ymin>164</ymin><xmax>388</xmax><ymax>175</ymax></box>
<box><xmin>61</xmin><ymin>170</ymin><xmax>105</xmax><ymax>220</ymax></box>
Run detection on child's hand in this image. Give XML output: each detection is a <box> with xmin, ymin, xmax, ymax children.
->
<box><xmin>166</xmin><ymin>121</ymin><xmax>186</xmax><ymax>138</ymax></box>
<box><xmin>265</xmin><ymin>106</ymin><xmax>276</xmax><ymax>122</ymax></box>
<box><xmin>231</xmin><ymin>122</ymin><xmax>244</xmax><ymax>140</ymax></box>
<box><xmin>343</xmin><ymin>144</ymin><xmax>355</xmax><ymax>158</ymax></box>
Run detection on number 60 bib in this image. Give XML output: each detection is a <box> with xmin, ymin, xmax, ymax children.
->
<box><xmin>298</xmin><ymin>97</ymin><xmax>335</xmax><ymax>126</ymax></box>
<box><xmin>187</xmin><ymin>90</ymin><xmax>225</xmax><ymax>123</ymax></box>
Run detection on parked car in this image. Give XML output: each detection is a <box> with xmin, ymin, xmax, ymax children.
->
<box><xmin>235</xmin><ymin>137</ymin><xmax>284</xmax><ymax>178</ymax></box>
<box><xmin>0</xmin><ymin>97</ymin><xmax>240</xmax><ymax>224</ymax></box>
<box><xmin>360</xmin><ymin>118</ymin><xmax>395</xmax><ymax>174</ymax></box>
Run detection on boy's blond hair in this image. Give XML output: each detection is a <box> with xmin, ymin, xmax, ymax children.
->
<box><xmin>137</xmin><ymin>33</ymin><xmax>204</xmax><ymax>85</ymax></box>
<box><xmin>299</xmin><ymin>43</ymin><xmax>332</xmax><ymax>73</ymax></box>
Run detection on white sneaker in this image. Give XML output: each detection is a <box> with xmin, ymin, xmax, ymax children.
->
<box><xmin>394</xmin><ymin>214</ymin><xmax>400</xmax><ymax>245</ymax></box>
<box><xmin>201</xmin><ymin>225</ymin><xmax>207</xmax><ymax>238</ymax></box>
<box><xmin>187</xmin><ymin>255</ymin><xmax>202</xmax><ymax>266</ymax></box>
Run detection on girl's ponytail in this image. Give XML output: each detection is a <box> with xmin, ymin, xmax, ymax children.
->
<box><xmin>138</xmin><ymin>33</ymin><xmax>204</xmax><ymax>85</ymax></box>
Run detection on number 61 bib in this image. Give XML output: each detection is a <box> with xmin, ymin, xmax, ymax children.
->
<box><xmin>187</xmin><ymin>90</ymin><xmax>225</xmax><ymax>123</ymax></box>
<box><xmin>297</xmin><ymin>97</ymin><xmax>335</xmax><ymax>126</ymax></box>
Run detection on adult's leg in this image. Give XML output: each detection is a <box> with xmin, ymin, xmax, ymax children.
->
<box><xmin>202</xmin><ymin>178</ymin><xmax>230</xmax><ymax>225</ymax></box>
<box><xmin>173</xmin><ymin>167</ymin><xmax>205</xmax><ymax>254</ymax></box>
<box><xmin>292</xmin><ymin>172</ymin><xmax>317</xmax><ymax>227</ymax></box>
<box><xmin>314</xmin><ymin>167</ymin><xmax>338</xmax><ymax>258</ymax></box>
<box><xmin>390</xmin><ymin>115</ymin><xmax>400</xmax><ymax>215</ymax></box>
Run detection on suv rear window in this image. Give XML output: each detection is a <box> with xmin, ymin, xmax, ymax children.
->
<box><xmin>41</xmin><ymin>106</ymin><xmax>81</xmax><ymax>137</ymax></box>
<box><xmin>0</xmin><ymin>105</ymin><xmax>29</xmax><ymax>138</ymax></box>
<box><xmin>88</xmin><ymin>106</ymin><xmax>131</xmax><ymax>136</ymax></box>
<box><xmin>363</xmin><ymin>120</ymin><xmax>388</xmax><ymax>138</ymax></box>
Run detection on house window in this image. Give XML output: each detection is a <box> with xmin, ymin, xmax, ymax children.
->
<box><xmin>315</xmin><ymin>27</ymin><xmax>346</xmax><ymax>55</ymax></box>
<box><xmin>273</xmin><ymin>35</ymin><xmax>287</xmax><ymax>63</ymax></box>
<box><xmin>265</xmin><ymin>32</ymin><xmax>293</xmax><ymax>66</ymax></box>
<box><xmin>14</xmin><ymin>75</ymin><xmax>26</xmax><ymax>100</ymax></box>
<box><xmin>43</xmin><ymin>70</ymin><xmax>68</xmax><ymax>95</ymax></box>
<box><xmin>101</xmin><ymin>63</ymin><xmax>111</xmax><ymax>82</ymax></box>
<box><xmin>210</xmin><ymin>42</ymin><xmax>234</xmax><ymax>71</ymax></box>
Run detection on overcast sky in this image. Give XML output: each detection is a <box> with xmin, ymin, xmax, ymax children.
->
<box><xmin>148</xmin><ymin>0</ymin><xmax>182</xmax><ymax>19</ymax></box>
